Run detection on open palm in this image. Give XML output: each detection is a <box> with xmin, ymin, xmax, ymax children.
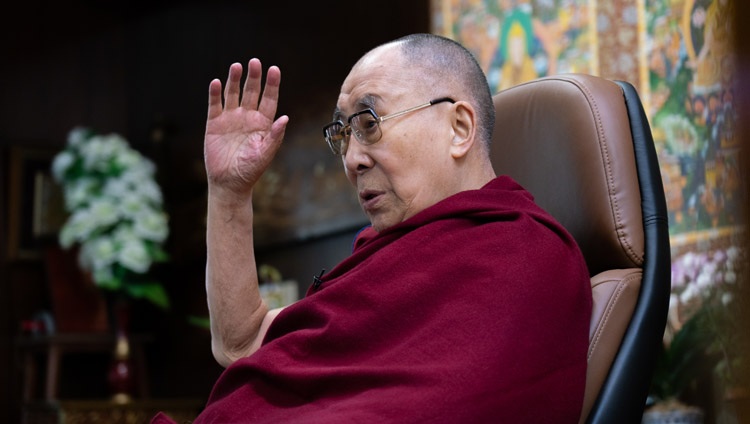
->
<box><xmin>204</xmin><ymin>59</ymin><xmax>288</xmax><ymax>194</ymax></box>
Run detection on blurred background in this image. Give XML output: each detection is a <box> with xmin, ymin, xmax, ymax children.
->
<box><xmin>0</xmin><ymin>1</ymin><xmax>429</xmax><ymax>422</ymax></box>
<box><xmin>0</xmin><ymin>0</ymin><xmax>747</xmax><ymax>423</ymax></box>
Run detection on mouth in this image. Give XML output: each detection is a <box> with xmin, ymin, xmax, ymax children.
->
<box><xmin>359</xmin><ymin>189</ymin><xmax>383</xmax><ymax>211</ymax></box>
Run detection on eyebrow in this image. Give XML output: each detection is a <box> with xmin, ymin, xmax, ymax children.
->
<box><xmin>332</xmin><ymin>94</ymin><xmax>380</xmax><ymax>121</ymax></box>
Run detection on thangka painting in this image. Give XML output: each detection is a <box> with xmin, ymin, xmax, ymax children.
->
<box><xmin>431</xmin><ymin>0</ymin><xmax>597</xmax><ymax>94</ymax></box>
<box><xmin>646</xmin><ymin>0</ymin><xmax>740</xmax><ymax>236</ymax></box>
<box><xmin>645</xmin><ymin>0</ymin><xmax>743</xmax><ymax>331</ymax></box>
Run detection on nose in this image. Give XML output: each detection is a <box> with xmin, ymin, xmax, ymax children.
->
<box><xmin>342</xmin><ymin>136</ymin><xmax>374</xmax><ymax>177</ymax></box>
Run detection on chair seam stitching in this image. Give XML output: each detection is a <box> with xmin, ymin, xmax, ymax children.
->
<box><xmin>571</xmin><ymin>77</ymin><xmax>642</xmax><ymax>266</ymax></box>
<box><xmin>587</xmin><ymin>274</ymin><xmax>639</xmax><ymax>360</ymax></box>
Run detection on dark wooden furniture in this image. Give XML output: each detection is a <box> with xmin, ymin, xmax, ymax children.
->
<box><xmin>23</xmin><ymin>398</ymin><xmax>204</xmax><ymax>424</ymax></box>
<box><xmin>17</xmin><ymin>333</ymin><xmax>152</xmax><ymax>402</ymax></box>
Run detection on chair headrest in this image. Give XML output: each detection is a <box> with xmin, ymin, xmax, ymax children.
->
<box><xmin>490</xmin><ymin>74</ymin><xmax>645</xmax><ymax>275</ymax></box>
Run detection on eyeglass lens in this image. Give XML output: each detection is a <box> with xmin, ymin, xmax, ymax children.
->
<box><xmin>323</xmin><ymin>97</ymin><xmax>455</xmax><ymax>155</ymax></box>
<box><xmin>324</xmin><ymin>110</ymin><xmax>382</xmax><ymax>155</ymax></box>
<box><xmin>350</xmin><ymin>111</ymin><xmax>381</xmax><ymax>144</ymax></box>
<box><xmin>324</xmin><ymin>123</ymin><xmax>346</xmax><ymax>155</ymax></box>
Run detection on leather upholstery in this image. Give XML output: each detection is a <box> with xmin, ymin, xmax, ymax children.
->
<box><xmin>491</xmin><ymin>75</ymin><xmax>644</xmax><ymax>274</ymax></box>
<box><xmin>585</xmin><ymin>268</ymin><xmax>641</xmax><ymax>421</ymax></box>
<box><xmin>490</xmin><ymin>74</ymin><xmax>670</xmax><ymax>424</ymax></box>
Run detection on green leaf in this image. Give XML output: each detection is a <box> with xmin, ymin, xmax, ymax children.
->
<box><xmin>124</xmin><ymin>282</ymin><xmax>170</xmax><ymax>309</ymax></box>
<box><xmin>97</xmin><ymin>277</ymin><xmax>122</xmax><ymax>291</ymax></box>
<box><xmin>151</xmin><ymin>245</ymin><xmax>170</xmax><ymax>262</ymax></box>
<box><xmin>186</xmin><ymin>315</ymin><xmax>211</xmax><ymax>329</ymax></box>
<box><xmin>649</xmin><ymin>305</ymin><xmax>719</xmax><ymax>400</ymax></box>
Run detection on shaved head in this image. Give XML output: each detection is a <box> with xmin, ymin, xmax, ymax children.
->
<box><xmin>359</xmin><ymin>34</ymin><xmax>495</xmax><ymax>149</ymax></box>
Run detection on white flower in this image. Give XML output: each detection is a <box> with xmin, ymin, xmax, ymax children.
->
<box><xmin>85</xmin><ymin>235</ymin><xmax>118</xmax><ymax>271</ymax></box>
<box><xmin>139</xmin><ymin>179</ymin><xmax>164</xmax><ymax>205</ymax></box>
<box><xmin>133</xmin><ymin>209</ymin><xmax>169</xmax><ymax>242</ymax></box>
<box><xmin>59</xmin><ymin>223</ymin><xmax>80</xmax><ymax>249</ymax></box>
<box><xmin>67</xmin><ymin>127</ymin><xmax>89</xmax><ymax>148</ymax></box>
<box><xmin>92</xmin><ymin>266</ymin><xmax>115</xmax><ymax>286</ymax></box>
<box><xmin>120</xmin><ymin>169</ymin><xmax>163</xmax><ymax>205</ymax></box>
<box><xmin>88</xmin><ymin>197</ymin><xmax>120</xmax><ymax>229</ymax></box>
<box><xmin>116</xmin><ymin>148</ymin><xmax>147</xmax><ymax>170</ymax></box>
<box><xmin>51</xmin><ymin>151</ymin><xmax>75</xmax><ymax>182</ymax></box>
<box><xmin>727</xmin><ymin>246</ymin><xmax>740</xmax><ymax>261</ymax></box>
<box><xmin>81</xmin><ymin>136</ymin><xmax>114</xmax><ymax>172</ymax></box>
<box><xmin>680</xmin><ymin>283</ymin><xmax>700</xmax><ymax>305</ymax></box>
<box><xmin>76</xmin><ymin>243</ymin><xmax>93</xmax><ymax>271</ymax></box>
<box><xmin>695</xmin><ymin>271</ymin><xmax>713</xmax><ymax>291</ymax></box>
<box><xmin>681</xmin><ymin>251</ymin><xmax>698</xmax><ymax>269</ymax></box>
<box><xmin>118</xmin><ymin>238</ymin><xmax>151</xmax><ymax>273</ymax></box>
<box><xmin>725</xmin><ymin>270</ymin><xmax>737</xmax><ymax>284</ymax></box>
<box><xmin>102</xmin><ymin>177</ymin><xmax>130</xmax><ymax>200</ymax></box>
<box><xmin>113</xmin><ymin>224</ymin><xmax>138</xmax><ymax>242</ymax></box>
<box><xmin>64</xmin><ymin>178</ymin><xmax>97</xmax><ymax>211</ymax></box>
<box><xmin>120</xmin><ymin>192</ymin><xmax>147</xmax><ymax>218</ymax></box>
<box><xmin>59</xmin><ymin>209</ymin><xmax>98</xmax><ymax>246</ymax></box>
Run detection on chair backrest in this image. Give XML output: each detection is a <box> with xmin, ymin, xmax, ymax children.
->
<box><xmin>490</xmin><ymin>74</ymin><xmax>671</xmax><ymax>424</ymax></box>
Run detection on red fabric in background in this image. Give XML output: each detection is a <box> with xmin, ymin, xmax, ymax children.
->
<box><xmin>160</xmin><ymin>176</ymin><xmax>592</xmax><ymax>423</ymax></box>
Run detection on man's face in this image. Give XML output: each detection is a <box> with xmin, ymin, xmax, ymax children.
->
<box><xmin>335</xmin><ymin>45</ymin><xmax>456</xmax><ymax>232</ymax></box>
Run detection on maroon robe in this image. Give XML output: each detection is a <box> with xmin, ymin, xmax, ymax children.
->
<box><xmin>153</xmin><ymin>176</ymin><xmax>592</xmax><ymax>423</ymax></box>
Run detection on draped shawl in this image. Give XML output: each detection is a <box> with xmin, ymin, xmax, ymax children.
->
<box><xmin>155</xmin><ymin>176</ymin><xmax>592</xmax><ymax>423</ymax></box>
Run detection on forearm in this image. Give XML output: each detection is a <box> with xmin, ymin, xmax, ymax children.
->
<box><xmin>205</xmin><ymin>185</ymin><xmax>268</xmax><ymax>367</ymax></box>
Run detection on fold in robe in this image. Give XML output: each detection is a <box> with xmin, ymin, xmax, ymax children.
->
<box><xmin>154</xmin><ymin>176</ymin><xmax>592</xmax><ymax>423</ymax></box>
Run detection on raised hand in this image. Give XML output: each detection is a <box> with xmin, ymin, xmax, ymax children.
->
<box><xmin>204</xmin><ymin>59</ymin><xmax>288</xmax><ymax>195</ymax></box>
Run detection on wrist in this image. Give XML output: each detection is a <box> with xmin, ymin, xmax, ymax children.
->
<box><xmin>208</xmin><ymin>183</ymin><xmax>254</xmax><ymax>210</ymax></box>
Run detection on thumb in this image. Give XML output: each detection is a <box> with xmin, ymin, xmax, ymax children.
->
<box><xmin>269</xmin><ymin>115</ymin><xmax>289</xmax><ymax>148</ymax></box>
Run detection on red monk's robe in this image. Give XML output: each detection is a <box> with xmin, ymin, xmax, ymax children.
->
<box><xmin>153</xmin><ymin>176</ymin><xmax>592</xmax><ymax>423</ymax></box>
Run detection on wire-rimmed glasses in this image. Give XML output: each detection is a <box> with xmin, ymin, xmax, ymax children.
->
<box><xmin>322</xmin><ymin>97</ymin><xmax>455</xmax><ymax>155</ymax></box>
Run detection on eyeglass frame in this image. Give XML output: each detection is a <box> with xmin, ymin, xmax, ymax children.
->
<box><xmin>322</xmin><ymin>97</ymin><xmax>456</xmax><ymax>155</ymax></box>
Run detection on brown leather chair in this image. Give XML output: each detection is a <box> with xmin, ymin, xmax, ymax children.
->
<box><xmin>490</xmin><ymin>74</ymin><xmax>671</xmax><ymax>423</ymax></box>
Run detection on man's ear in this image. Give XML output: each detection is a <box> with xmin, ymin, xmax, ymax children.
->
<box><xmin>450</xmin><ymin>101</ymin><xmax>477</xmax><ymax>159</ymax></box>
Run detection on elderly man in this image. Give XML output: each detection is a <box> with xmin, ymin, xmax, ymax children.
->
<box><xmin>154</xmin><ymin>33</ymin><xmax>591</xmax><ymax>423</ymax></box>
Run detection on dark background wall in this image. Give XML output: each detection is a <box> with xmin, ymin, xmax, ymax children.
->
<box><xmin>0</xmin><ymin>1</ymin><xmax>429</xmax><ymax>421</ymax></box>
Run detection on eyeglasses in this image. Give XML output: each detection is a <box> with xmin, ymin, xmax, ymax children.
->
<box><xmin>322</xmin><ymin>97</ymin><xmax>455</xmax><ymax>155</ymax></box>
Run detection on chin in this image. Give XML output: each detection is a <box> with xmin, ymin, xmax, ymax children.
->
<box><xmin>369</xmin><ymin>215</ymin><xmax>402</xmax><ymax>233</ymax></box>
<box><xmin>368</xmin><ymin>217</ymin><xmax>388</xmax><ymax>233</ymax></box>
<box><xmin>370</xmin><ymin>222</ymin><xmax>385</xmax><ymax>233</ymax></box>
<box><xmin>369</xmin><ymin>206</ymin><xmax>416</xmax><ymax>232</ymax></box>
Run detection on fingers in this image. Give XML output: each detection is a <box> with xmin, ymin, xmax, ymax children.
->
<box><xmin>241</xmin><ymin>59</ymin><xmax>262</xmax><ymax>110</ymax></box>
<box><xmin>258</xmin><ymin>65</ymin><xmax>281</xmax><ymax>119</ymax></box>
<box><xmin>210</xmin><ymin>59</ymin><xmax>281</xmax><ymax>118</ymax></box>
<box><xmin>207</xmin><ymin>79</ymin><xmax>224</xmax><ymax>120</ymax></box>
<box><xmin>223</xmin><ymin>63</ymin><xmax>243</xmax><ymax>110</ymax></box>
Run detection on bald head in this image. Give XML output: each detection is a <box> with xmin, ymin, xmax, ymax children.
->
<box><xmin>357</xmin><ymin>34</ymin><xmax>496</xmax><ymax>150</ymax></box>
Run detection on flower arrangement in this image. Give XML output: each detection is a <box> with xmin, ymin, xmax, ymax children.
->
<box><xmin>649</xmin><ymin>242</ymin><xmax>747</xmax><ymax>406</ymax></box>
<box><xmin>51</xmin><ymin>127</ymin><xmax>170</xmax><ymax>309</ymax></box>
<box><xmin>670</xmin><ymin>244</ymin><xmax>746</xmax><ymax>382</ymax></box>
